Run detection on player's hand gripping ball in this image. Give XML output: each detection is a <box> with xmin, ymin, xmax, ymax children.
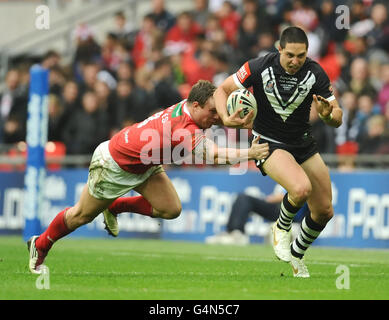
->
<box><xmin>227</xmin><ymin>89</ymin><xmax>257</xmax><ymax>119</ymax></box>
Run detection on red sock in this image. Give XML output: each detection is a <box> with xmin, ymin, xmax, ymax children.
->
<box><xmin>35</xmin><ymin>208</ymin><xmax>72</xmax><ymax>252</ymax></box>
<box><xmin>108</xmin><ymin>196</ymin><xmax>153</xmax><ymax>216</ymax></box>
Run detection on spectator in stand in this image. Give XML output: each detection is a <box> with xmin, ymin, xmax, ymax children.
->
<box><xmin>208</xmin><ymin>0</ymin><xmax>240</xmax><ymax>13</ymax></box>
<box><xmin>132</xmin><ymin>14</ymin><xmax>164</xmax><ymax>69</ymax></box>
<box><xmin>347</xmin><ymin>57</ymin><xmax>377</xmax><ymax>98</ymax></box>
<box><xmin>151</xmin><ymin>57</ymin><xmax>182</xmax><ymax>108</ymax></box>
<box><xmin>256</xmin><ymin>31</ymin><xmax>277</xmax><ymax>58</ymax></box>
<box><xmin>2</xmin><ymin>116</ymin><xmax>25</xmax><ymax>144</ymax></box>
<box><xmin>212</xmin><ymin>51</ymin><xmax>230</xmax><ymax>87</ymax></box>
<box><xmin>61</xmin><ymin>80</ymin><xmax>81</xmax><ymax>113</ymax></box>
<box><xmin>349</xmin><ymin>0</ymin><xmax>368</xmax><ymax>25</ymax></box>
<box><xmin>236</xmin><ymin>12</ymin><xmax>259</xmax><ymax>66</ymax></box>
<box><xmin>47</xmin><ymin>94</ymin><xmax>66</xmax><ymax>142</ymax></box>
<box><xmin>115</xmin><ymin>61</ymin><xmax>135</xmax><ymax>83</ymax></box>
<box><xmin>290</xmin><ymin>0</ymin><xmax>318</xmax><ymax>33</ymax></box>
<box><xmin>366</xmin><ymin>2</ymin><xmax>389</xmax><ymax>52</ymax></box>
<box><xmin>216</xmin><ymin>1</ymin><xmax>241</xmax><ymax>47</ymax></box>
<box><xmin>241</xmin><ymin>0</ymin><xmax>270</xmax><ymax>32</ymax></box>
<box><xmin>165</xmin><ymin>11</ymin><xmax>203</xmax><ymax>51</ymax></box>
<box><xmin>114</xmin><ymin>81</ymin><xmax>135</xmax><ymax>129</ymax></box>
<box><xmin>182</xmin><ymin>49</ymin><xmax>216</xmax><ymax>86</ymax></box>
<box><xmin>101</xmin><ymin>33</ymin><xmax>132</xmax><ymax>74</ymax></box>
<box><xmin>317</xmin><ymin>0</ymin><xmax>347</xmax><ymax>45</ymax></box>
<box><xmin>356</xmin><ymin>94</ymin><xmax>382</xmax><ymax>143</ymax></box>
<box><xmin>110</xmin><ymin>11</ymin><xmax>137</xmax><ymax>50</ymax></box>
<box><xmin>204</xmin><ymin>13</ymin><xmax>222</xmax><ymax>42</ymax></box>
<box><xmin>94</xmin><ymin>80</ymin><xmax>117</xmax><ymax>136</ymax></box>
<box><xmin>335</xmin><ymin>91</ymin><xmax>360</xmax><ymax>147</ymax></box>
<box><xmin>319</xmin><ymin>45</ymin><xmax>349</xmax><ymax>84</ymax></box>
<box><xmin>384</xmin><ymin>102</ymin><xmax>389</xmax><ymax>152</ymax></box>
<box><xmin>212</xmin><ymin>27</ymin><xmax>237</xmax><ymax>68</ymax></box>
<box><xmin>101</xmin><ymin>33</ymin><xmax>121</xmax><ymax>73</ymax></box>
<box><xmin>191</xmin><ymin>0</ymin><xmax>211</xmax><ymax>27</ymax></box>
<box><xmin>114</xmin><ymin>80</ymin><xmax>157</xmax><ymax>128</ymax></box>
<box><xmin>72</xmin><ymin>22</ymin><xmax>101</xmax><ymax>80</ymax></box>
<box><xmin>78</xmin><ymin>62</ymin><xmax>100</xmax><ymax>96</ymax></box>
<box><xmin>148</xmin><ymin>0</ymin><xmax>176</xmax><ymax>33</ymax></box>
<box><xmin>62</xmin><ymin>91</ymin><xmax>109</xmax><ymax>155</ymax></box>
<box><xmin>358</xmin><ymin>115</ymin><xmax>389</xmax><ymax>157</ymax></box>
<box><xmin>41</xmin><ymin>50</ymin><xmax>61</xmax><ymax>70</ymax></box>
<box><xmin>0</xmin><ymin>69</ymin><xmax>28</xmax><ymax>144</ymax></box>
<box><xmin>48</xmin><ymin>65</ymin><xmax>67</xmax><ymax>96</ymax></box>
<box><xmin>59</xmin><ymin>81</ymin><xmax>80</xmax><ymax>139</ymax></box>
<box><xmin>378</xmin><ymin>64</ymin><xmax>389</xmax><ymax>113</ymax></box>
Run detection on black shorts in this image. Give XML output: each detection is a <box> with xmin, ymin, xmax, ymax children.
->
<box><xmin>253</xmin><ymin>133</ymin><xmax>319</xmax><ymax>176</ymax></box>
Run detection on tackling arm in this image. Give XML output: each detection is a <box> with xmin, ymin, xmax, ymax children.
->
<box><xmin>193</xmin><ymin>136</ymin><xmax>269</xmax><ymax>165</ymax></box>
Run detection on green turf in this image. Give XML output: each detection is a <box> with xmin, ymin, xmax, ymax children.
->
<box><xmin>1</xmin><ymin>235</ymin><xmax>388</xmax><ymax>300</ymax></box>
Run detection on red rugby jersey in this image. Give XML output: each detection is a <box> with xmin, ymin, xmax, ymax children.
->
<box><xmin>109</xmin><ymin>100</ymin><xmax>205</xmax><ymax>173</ymax></box>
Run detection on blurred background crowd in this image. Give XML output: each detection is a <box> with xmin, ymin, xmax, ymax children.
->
<box><xmin>1</xmin><ymin>0</ymin><xmax>389</xmax><ymax>169</ymax></box>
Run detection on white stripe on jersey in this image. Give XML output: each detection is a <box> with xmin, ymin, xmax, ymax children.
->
<box><xmin>252</xmin><ymin>130</ymin><xmax>283</xmax><ymax>144</ymax></box>
<box><xmin>232</xmin><ymin>73</ymin><xmax>246</xmax><ymax>89</ymax></box>
<box><xmin>261</xmin><ymin>67</ymin><xmax>316</xmax><ymax>122</ymax></box>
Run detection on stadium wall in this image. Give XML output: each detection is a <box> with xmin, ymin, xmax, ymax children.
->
<box><xmin>0</xmin><ymin>169</ymin><xmax>388</xmax><ymax>249</ymax></box>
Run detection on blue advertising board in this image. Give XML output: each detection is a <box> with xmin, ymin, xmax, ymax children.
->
<box><xmin>0</xmin><ymin>169</ymin><xmax>388</xmax><ymax>248</ymax></box>
<box><xmin>23</xmin><ymin>66</ymin><xmax>49</xmax><ymax>241</ymax></box>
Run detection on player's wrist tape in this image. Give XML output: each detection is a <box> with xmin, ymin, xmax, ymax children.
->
<box><xmin>319</xmin><ymin>112</ymin><xmax>333</xmax><ymax>121</ymax></box>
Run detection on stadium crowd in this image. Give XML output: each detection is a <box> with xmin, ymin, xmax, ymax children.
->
<box><xmin>1</xmin><ymin>0</ymin><xmax>389</xmax><ymax>169</ymax></box>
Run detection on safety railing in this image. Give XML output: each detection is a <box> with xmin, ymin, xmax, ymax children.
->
<box><xmin>0</xmin><ymin>153</ymin><xmax>388</xmax><ymax>170</ymax></box>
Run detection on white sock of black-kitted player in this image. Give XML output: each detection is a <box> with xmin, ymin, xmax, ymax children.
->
<box><xmin>276</xmin><ymin>193</ymin><xmax>301</xmax><ymax>231</ymax></box>
<box><xmin>291</xmin><ymin>213</ymin><xmax>325</xmax><ymax>259</ymax></box>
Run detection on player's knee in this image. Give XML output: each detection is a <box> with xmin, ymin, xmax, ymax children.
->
<box><xmin>158</xmin><ymin>203</ymin><xmax>182</xmax><ymax>220</ymax></box>
<box><xmin>166</xmin><ymin>205</ymin><xmax>182</xmax><ymax>219</ymax></box>
<box><xmin>291</xmin><ymin>183</ymin><xmax>312</xmax><ymax>204</ymax></box>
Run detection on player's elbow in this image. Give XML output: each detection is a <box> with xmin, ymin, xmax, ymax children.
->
<box><xmin>335</xmin><ymin>117</ymin><xmax>343</xmax><ymax>128</ymax></box>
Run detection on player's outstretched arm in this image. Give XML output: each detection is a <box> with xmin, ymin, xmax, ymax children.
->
<box><xmin>193</xmin><ymin>136</ymin><xmax>269</xmax><ymax>165</ymax></box>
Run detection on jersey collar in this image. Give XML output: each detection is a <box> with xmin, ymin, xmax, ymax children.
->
<box><xmin>182</xmin><ymin>100</ymin><xmax>193</xmax><ymax>119</ymax></box>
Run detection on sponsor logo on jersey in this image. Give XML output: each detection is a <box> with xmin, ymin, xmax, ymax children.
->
<box><xmin>297</xmin><ymin>83</ymin><xmax>308</xmax><ymax>95</ymax></box>
<box><xmin>265</xmin><ymin>80</ymin><xmax>275</xmax><ymax>93</ymax></box>
<box><xmin>237</xmin><ymin>62</ymin><xmax>251</xmax><ymax>83</ymax></box>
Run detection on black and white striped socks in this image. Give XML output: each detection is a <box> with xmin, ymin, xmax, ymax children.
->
<box><xmin>291</xmin><ymin>213</ymin><xmax>325</xmax><ymax>259</ymax></box>
<box><xmin>277</xmin><ymin>193</ymin><xmax>301</xmax><ymax>231</ymax></box>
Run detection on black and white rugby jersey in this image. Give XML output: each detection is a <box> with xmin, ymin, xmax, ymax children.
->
<box><xmin>233</xmin><ymin>52</ymin><xmax>335</xmax><ymax>145</ymax></box>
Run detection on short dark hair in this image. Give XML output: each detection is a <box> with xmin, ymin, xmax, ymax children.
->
<box><xmin>187</xmin><ymin>80</ymin><xmax>216</xmax><ymax>106</ymax></box>
<box><xmin>279</xmin><ymin>27</ymin><xmax>309</xmax><ymax>49</ymax></box>
<box><xmin>42</xmin><ymin>50</ymin><xmax>60</xmax><ymax>61</ymax></box>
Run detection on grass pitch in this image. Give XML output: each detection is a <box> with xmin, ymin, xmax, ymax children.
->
<box><xmin>1</xmin><ymin>236</ymin><xmax>389</xmax><ymax>300</ymax></box>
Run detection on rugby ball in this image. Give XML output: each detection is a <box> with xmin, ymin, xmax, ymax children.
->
<box><xmin>226</xmin><ymin>89</ymin><xmax>257</xmax><ymax>119</ymax></box>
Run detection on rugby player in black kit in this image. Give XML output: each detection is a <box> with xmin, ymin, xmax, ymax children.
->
<box><xmin>214</xmin><ymin>26</ymin><xmax>343</xmax><ymax>277</ymax></box>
